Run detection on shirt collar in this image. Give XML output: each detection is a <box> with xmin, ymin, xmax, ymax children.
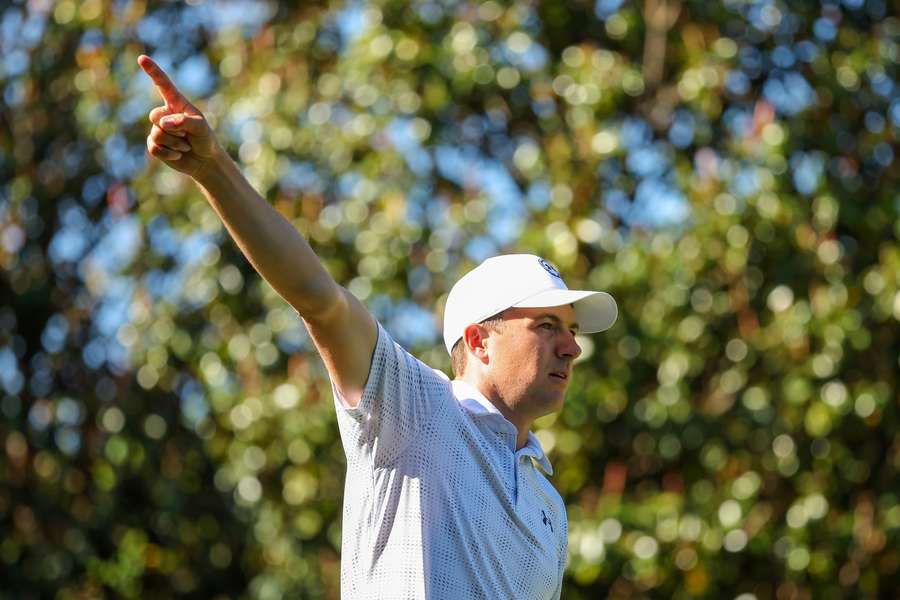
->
<box><xmin>451</xmin><ymin>379</ymin><xmax>554</xmax><ymax>475</ymax></box>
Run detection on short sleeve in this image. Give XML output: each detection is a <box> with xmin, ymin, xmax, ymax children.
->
<box><xmin>333</xmin><ymin>322</ymin><xmax>450</xmax><ymax>466</ymax></box>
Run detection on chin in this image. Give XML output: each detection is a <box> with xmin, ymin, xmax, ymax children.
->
<box><xmin>540</xmin><ymin>391</ymin><xmax>567</xmax><ymax>415</ymax></box>
<box><xmin>552</xmin><ymin>395</ymin><xmax>566</xmax><ymax>413</ymax></box>
<box><xmin>522</xmin><ymin>383</ymin><xmax>567</xmax><ymax>416</ymax></box>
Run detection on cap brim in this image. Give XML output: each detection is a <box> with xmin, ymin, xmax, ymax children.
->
<box><xmin>513</xmin><ymin>289</ymin><xmax>618</xmax><ymax>333</ymax></box>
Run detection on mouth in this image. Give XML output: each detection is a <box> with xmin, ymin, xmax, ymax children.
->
<box><xmin>549</xmin><ymin>371</ymin><xmax>568</xmax><ymax>381</ymax></box>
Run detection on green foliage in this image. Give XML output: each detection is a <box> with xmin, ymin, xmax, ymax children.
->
<box><xmin>1</xmin><ymin>0</ymin><xmax>898</xmax><ymax>598</ymax></box>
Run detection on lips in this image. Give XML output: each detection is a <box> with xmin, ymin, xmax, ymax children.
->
<box><xmin>549</xmin><ymin>371</ymin><xmax>568</xmax><ymax>380</ymax></box>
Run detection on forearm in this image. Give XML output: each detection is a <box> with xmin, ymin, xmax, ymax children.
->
<box><xmin>139</xmin><ymin>55</ymin><xmax>377</xmax><ymax>399</ymax></box>
<box><xmin>194</xmin><ymin>149</ymin><xmax>338</xmax><ymax>316</ymax></box>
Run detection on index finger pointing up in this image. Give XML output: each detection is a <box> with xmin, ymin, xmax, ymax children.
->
<box><xmin>138</xmin><ymin>54</ymin><xmax>187</xmax><ymax>111</ymax></box>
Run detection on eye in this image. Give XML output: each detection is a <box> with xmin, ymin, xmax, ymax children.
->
<box><xmin>539</xmin><ymin>322</ymin><xmax>554</xmax><ymax>330</ymax></box>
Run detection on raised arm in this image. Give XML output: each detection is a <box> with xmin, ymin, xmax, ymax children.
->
<box><xmin>138</xmin><ymin>55</ymin><xmax>376</xmax><ymax>406</ymax></box>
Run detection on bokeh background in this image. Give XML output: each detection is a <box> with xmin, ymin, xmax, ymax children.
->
<box><xmin>2</xmin><ymin>0</ymin><xmax>899</xmax><ymax>598</ymax></box>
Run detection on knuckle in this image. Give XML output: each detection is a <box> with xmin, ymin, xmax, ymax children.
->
<box><xmin>148</xmin><ymin>143</ymin><xmax>170</xmax><ymax>158</ymax></box>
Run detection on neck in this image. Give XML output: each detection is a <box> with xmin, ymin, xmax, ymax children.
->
<box><xmin>460</xmin><ymin>373</ymin><xmax>532</xmax><ymax>450</ymax></box>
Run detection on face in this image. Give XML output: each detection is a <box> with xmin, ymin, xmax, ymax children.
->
<box><xmin>478</xmin><ymin>305</ymin><xmax>582</xmax><ymax>419</ymax></box>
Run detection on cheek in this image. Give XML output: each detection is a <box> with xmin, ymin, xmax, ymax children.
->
<box><xmin>494</xmin><ymin>340</ymin><xmax>531</xmax><ymax>373</ymax></box>
<box><xmin>491</xmin><ymin>332</ymin><xmax>548</xmax><ymax>377</ymax></box>
<box><xmin>509</xmin><ymin>341</ymin><xmax>545</xmax><ymax>375</ymax></box>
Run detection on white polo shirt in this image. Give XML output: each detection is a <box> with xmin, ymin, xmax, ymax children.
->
<box><xmin>331</xmin><ymin>323</ymin><xmax>567</xmax><ymax>599</ymax></box>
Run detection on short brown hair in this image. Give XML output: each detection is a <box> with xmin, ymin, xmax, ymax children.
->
<box><xmin>449</xmin><ymin>312</ymin><xmax>506</xmax><ymax>377</ymax></box>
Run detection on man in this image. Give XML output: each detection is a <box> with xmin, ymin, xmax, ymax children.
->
<box><xmin>138</xmin><ymin>54</ymin><xmax>617</xmax><ymax>599</ymax></box>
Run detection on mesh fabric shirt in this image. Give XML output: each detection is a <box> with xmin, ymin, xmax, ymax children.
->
<box><xmin>332</xmin><ymin>322</ymin><xmax>567</xmax><ymax>599</ymax></box>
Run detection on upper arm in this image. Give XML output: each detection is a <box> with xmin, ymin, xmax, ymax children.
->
<box><xmin>298</xmin><ymin>284</ymin><xmax>377</xmax><ymax>408</ymax></box>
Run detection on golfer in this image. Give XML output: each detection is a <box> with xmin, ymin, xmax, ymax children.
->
<box><xmin>139</xmin><ymin>55</ymin><xmax>617</xmax><ymax>599</ymax></box>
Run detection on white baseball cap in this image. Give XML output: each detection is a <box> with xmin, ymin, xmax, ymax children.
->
<box><xmin>442</xmin><ymin>254</ymin><xmax>618</xmax><ymax>354</ymax></box>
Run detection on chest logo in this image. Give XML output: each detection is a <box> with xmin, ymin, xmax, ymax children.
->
<box><xmin>541</xmin><ymin>509</ymin><xmax>554</xmax><ymax>532</ymax></box>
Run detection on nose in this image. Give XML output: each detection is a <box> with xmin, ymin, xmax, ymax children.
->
<box><xmin>559</xmin><ymin>330</ymin><xmax>582</xmax><ymax>359</ymax></box>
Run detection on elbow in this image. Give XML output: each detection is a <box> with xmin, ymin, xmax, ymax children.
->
<box><xmin>289</xmin><ymin>281</ymin><xmax>346</xmax><ymax>324</ymax></box>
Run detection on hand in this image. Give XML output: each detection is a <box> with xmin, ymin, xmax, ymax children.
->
<box><xmin>137</xmin><ymin>54</ymin><xmax>222</xmax><ymax>181</ymax></box>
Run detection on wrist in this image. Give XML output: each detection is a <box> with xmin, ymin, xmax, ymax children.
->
<box><xmin>194</xmin><ymin>144</ymin><xmax>233</xmax><ymax>189</ymax></box>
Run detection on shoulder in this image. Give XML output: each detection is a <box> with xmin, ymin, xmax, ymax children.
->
<box><xmin>376</xmin><ymin>324</ymin><xmax>453</xmax><ymax>384</ymax></box>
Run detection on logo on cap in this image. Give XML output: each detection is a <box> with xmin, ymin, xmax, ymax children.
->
<box><xmin>538</xmin><ymin>258</ymin><xmax>561</xmax><ymax>279</ymax></box>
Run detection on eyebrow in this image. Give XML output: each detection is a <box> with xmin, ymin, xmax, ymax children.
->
<box><xmin>534</xmin><ymin>313</ymin><xmax>580</xmax><ymax>332</ymax></box>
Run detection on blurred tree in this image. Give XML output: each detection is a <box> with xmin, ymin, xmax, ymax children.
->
<box><xmin>0</xmin><ymin>0</ymin><xmax>898</xmax><ymax>598</ymax></box>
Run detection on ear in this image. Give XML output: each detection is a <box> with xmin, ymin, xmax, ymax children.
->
<box><xmin>463</xmin><ymin>323</ymin><xmax>490</xmax><ymax>366</ymax></box>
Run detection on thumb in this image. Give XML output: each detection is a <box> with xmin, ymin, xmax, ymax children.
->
<box><xmin>159</xmin><ymin>113</ymin><xmax>208</xmax><ymax>137</ymax></box>
<box><xmin>148</xmin><ymin>105</ymin><xmax>171</xmax><ymax>127</ymax></box>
